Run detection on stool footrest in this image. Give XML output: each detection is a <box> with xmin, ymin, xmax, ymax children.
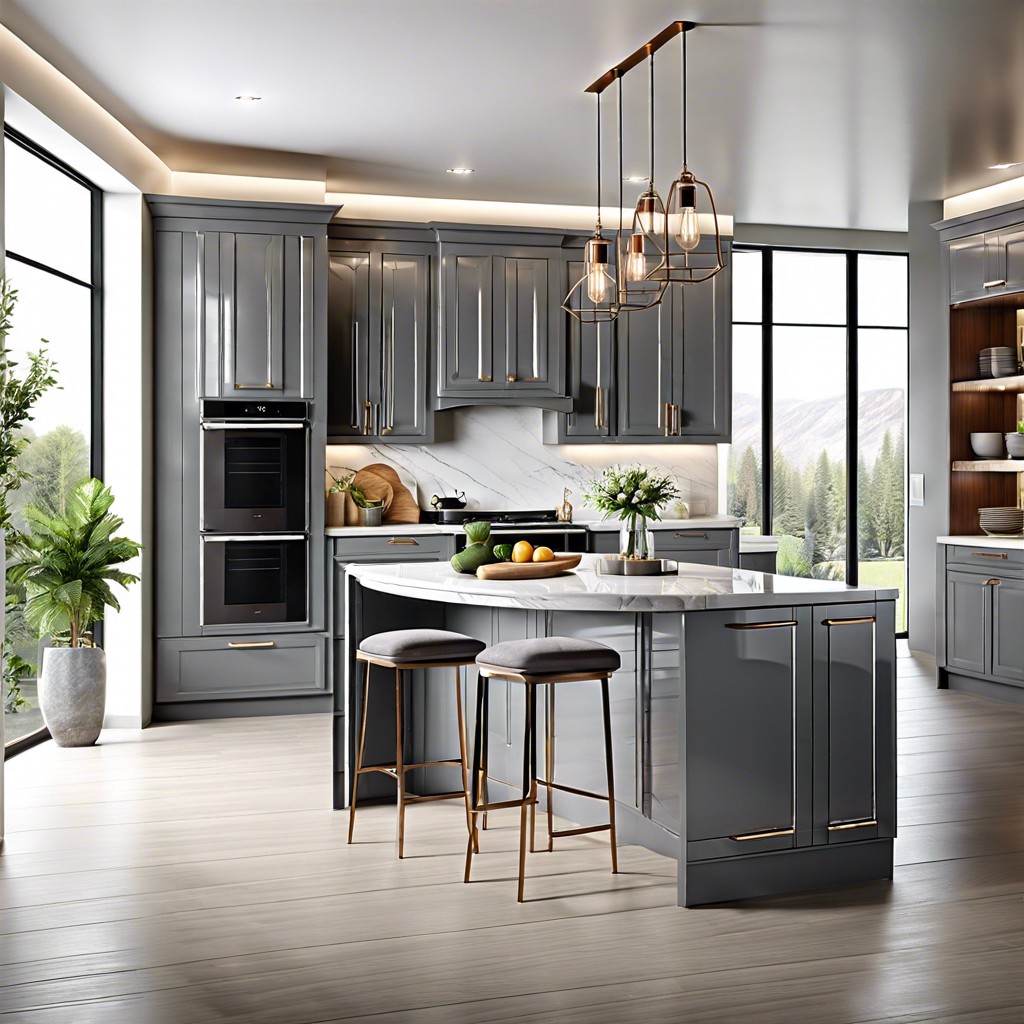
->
<box><xmin>404</xmin><ymin>791</ymin><xmax>471</xmax><ymax>804</ymax></box>
<box><xmin>473</xmin><ymin>797</ymin><xmax>535</xmax><ymax>813</ymax></box>
<box><xmin>551</xmin><ymin>823</ymin><xmax>613</xmax><ymax>839</ymax></box>
<box><xmin>537</xmin><ymin>778</ymin><xmax>609</xmax><ymax>802</ymax></box>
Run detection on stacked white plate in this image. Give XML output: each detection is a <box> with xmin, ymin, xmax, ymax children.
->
<box><xmin>978</xmin><ymin>347</ymin><xmax>1018</xmax><ymax>378</ymax></box>
<box><xmin>978</xmin><ymin>506</ymin><xmax>1024</xmax><ymax>535</ymax></box>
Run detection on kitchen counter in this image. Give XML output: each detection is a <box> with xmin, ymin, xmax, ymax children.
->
<box><xmin>937</xmin><ymin>535</ymin><xmax>1024</xmax><ymax>549</ymax></box>
<box><xmin>347</xmin><ymin>555</ymin><xmax>896</xmax><ymax>612</ymax></box>
<box><xmin>337</xmin><ymin>555</ymin><xmax>897</xmax><ymax>907</ymax></box>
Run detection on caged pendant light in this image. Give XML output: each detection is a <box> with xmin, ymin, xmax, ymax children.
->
<box><xmin>563</xmin><ymin>90</ymin><xmax>619</xmax><ymax>323</ymax></box>
<box><xmin>651</xmin><ymin>23</ymin><xmax>724</xmax><ymax>285</ymax></box>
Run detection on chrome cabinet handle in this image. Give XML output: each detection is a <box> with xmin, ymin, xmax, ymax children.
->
<box><xmin>350</xmin><ymin>322</ymin><xmax>359</xmax><ymax>429</ymax></box>
<box><xmin>983</xmin><ymin>279</ymin><xmax>1007</xmax><ymax>288</ymax></box>
<box><xmin>228</xmin><ymin>640</ymin><xmax>276</xmax><ymax>649</ymax></box>
<box><xmin>725</xmin><ymin>620</ymin><xmax>798</xmax><ymax>630</ymax></box>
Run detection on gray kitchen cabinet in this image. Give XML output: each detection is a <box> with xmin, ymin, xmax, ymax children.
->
<box><xmin>945</xmin><ymin>570</ymin><xmax>990</xmax><ymax>675</ymax></box>
<box><xmin>991</xmin><ymin>576</ymin><xmax>1024</xmax><ymax>685</ymax></box>
<box><xmin>437</xmin><ymin>236</ymin><xmax>569</xmax><ymax>411</ymax></box>
<box><xmin>683</xmin><ymin>601</ymin><xmax>894</xmax><ymax>862</ymax></box>
<box><xmin>940</xmin><ymin>207</ymin><xmax>1024</xmax><ymax>302</ymax></box>
<box><xmin>326</xmin><ymin>237</ymin><xmax>433</xmax><ymax>442</ymax></box>
<box><xmin>947</xmin><ymin>231</ymin><xmax>989</xmax><ymax>302</ymax></box>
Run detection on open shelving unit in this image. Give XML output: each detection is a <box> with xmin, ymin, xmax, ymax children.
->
<box><xmin>949</xmin><ymin>293</ymin><xmax>1024</xmax><ymax>534</ymax></box>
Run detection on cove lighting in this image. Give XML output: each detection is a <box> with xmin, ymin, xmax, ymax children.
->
<box><xmin>989</xmin><ymin>162</ymin><xmax>1021</xmax><ymax>170</ymax></box>
<box><xmin>235</xmin><ymin>94</ymin><xmax>262</xmax><ymax>102</ymax></box>
<box><xmin>446</xmin><ymin>167</ymin><xmax>475</xmax><ymax>175</ymax></box>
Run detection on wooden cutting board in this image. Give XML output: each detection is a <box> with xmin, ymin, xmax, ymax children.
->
<box><xmin>362</xmin><ymin>462</ymin><xmax>420</xmax><ymax>524</ymax></box>
<box><xmin>476</xmin><ymin>555</ymin><xmax>582</xmax><ymax>580</ymax></box>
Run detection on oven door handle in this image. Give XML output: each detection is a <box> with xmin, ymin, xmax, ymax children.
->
<box><xmin>201</xmin><ymin>533</ymin><xmax>307</xmax><ymax>543</ymax></box>
<box><xmin>201</xmin><ymin>421</ymin><xmax>308</xmax><ymax>430</ymax></box>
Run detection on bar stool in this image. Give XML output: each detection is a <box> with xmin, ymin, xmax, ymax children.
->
<box><xmin>349</xmin><ymin>628</ymin><xmax>485</xmax><ymax>857</ymax></box>
<box><xmin>464</xmin><ymin>636</ymin><xmax>621</xmax><ymax>902</ymax></box>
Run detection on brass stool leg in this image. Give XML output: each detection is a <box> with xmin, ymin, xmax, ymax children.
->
<box><xmin>395</xmin><ymin>667</ymin><xmax>406</xmax><ymax>858</ymax></box>
<box><xmin>545</xmin><ymin>684</ymin><xmax>555</xmax><ymax>852</ymax></box>
<box><xmin>465</xmin><ymin>672</ymin><xmax>486</xmax><ymax>882</ymax></box>
<box><xmin>347</xmin><ymin>659</ymin><xmax>371</xmax><ymax>844</ymax></box>
<box><xmin>518</xmin><ymin>684</ymin><xmax>538</xmax><ymax>903</ymax></box>
<box><xmin>601</xmin><ymin>677</ymin><xmax>618</xmax><ymax>874</ymax></box>
<box><xmin>455</xmin><ymin>666</ymin><xmax>478</xmax><ymax>853</ymax></box>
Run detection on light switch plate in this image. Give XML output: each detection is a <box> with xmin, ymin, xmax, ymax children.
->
<box><xmin>909</xmin><ymin>473</ymin><xmax>925</xmax><ymax>507</ymax></box>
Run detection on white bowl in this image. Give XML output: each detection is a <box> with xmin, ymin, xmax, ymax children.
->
<box><xmin>971</xmin><ymin>432</ymin><xmax>1005</xmax><ymax>458</ymax></box>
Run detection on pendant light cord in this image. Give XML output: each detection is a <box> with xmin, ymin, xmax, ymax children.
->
<box><xmin>618</xmin><ymin>71</ymin><xmax>624</xmax><ymax>234</ymax></box>
<box><xmin>648</xmin><ymin>53</ymin><xmax>656</xmax><ymax>183</ymax></box>
<box><xmin>595</xmin><ymin>90</ymin><xmax>602</xmax><ymax>231</ymax></box>
<box><xmin>681</xmin><ymin>29</ymin><xmax>687</xmax><ymax>167</ymax></box>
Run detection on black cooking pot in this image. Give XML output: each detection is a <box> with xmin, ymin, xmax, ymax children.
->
<box><xmin>431</xmin><ymin>491</ymin><xmax>467</xmax><ymax>510</ymax></box>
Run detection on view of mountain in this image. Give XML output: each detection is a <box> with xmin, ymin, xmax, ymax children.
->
<box><xmin>731</xmin><ymin>388</ymin><xmax>905</xmax><ymax>469</ymax></box>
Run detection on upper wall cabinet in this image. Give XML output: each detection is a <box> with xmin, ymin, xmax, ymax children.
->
<box><xmin>544</xmin><ymin>238</ymin><xmax>732</xmax><ymax>444</ymax></box>
<box><xmin>942</xmin><ymin>204</ymin><xmax>1024</xmax><ymax>302</ymax></box>
<box><xmin>326</xmin><ymin>234</ymin><xmax>433</xmax><ymax>443</ymax></box>
<box><xmin>437</xmin><ymin>233</ymin><xmax>570</xmax><ymax>411</ymax></box>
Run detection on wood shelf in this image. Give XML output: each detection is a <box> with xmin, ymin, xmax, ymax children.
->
<box><xmin>953</xmin><ymin>460</ymin><xmax>1024</xmax><ymax>472</ymax></box>
<box><xmin>951</xmin><ymin>374</ymin><xmax>1024</xmax><ymax>393</ymax></box>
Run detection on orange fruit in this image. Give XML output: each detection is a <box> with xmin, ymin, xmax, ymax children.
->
<box><xmin>532</xmin><ymin>546</ymin><xmax>555</xmax><ymax>562</ymax></box>
<box><xmin>512</xmin><ymin>540</ymin><xmax>535</xmax><ymax>563</ymax></box>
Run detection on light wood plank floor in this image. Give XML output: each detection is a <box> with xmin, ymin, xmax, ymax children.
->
<box><xmin>2</xmin><ymin>647</ymin><xmax>1023</xmax><ymax>1023</ymax></box>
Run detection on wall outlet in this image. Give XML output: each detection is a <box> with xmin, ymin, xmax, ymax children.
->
<box><xmin>909</xmin><ymin>473</ymin><xmax>925</xmax><ymax>507</ymax></box>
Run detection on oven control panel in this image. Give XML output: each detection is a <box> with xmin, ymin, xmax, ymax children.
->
<box><xmin>202</xmin><ymin>399</ymin><xmax>309</xmax><ymax>420</ymax></box>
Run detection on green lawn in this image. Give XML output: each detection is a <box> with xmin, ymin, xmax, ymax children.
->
<box><xmin>858</xmin><ymin>559</ymin><xmax>906</xmax><ymax>632</ymax></box>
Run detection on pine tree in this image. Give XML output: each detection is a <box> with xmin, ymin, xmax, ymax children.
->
<box><xmin>857</xmin><ymin>454</ymin><xmax>875</xmax><ymax>558</ymax></box>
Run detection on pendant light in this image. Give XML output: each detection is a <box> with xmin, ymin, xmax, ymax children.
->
<box><xmin>652</xmin><ymin>23</ymin><xmax>724</xmax><ymax>285</ymax></box>
<box><xmin>563</xmin><ymin>90</ymin><xmax>619</xmax><ymax>323</ymax></box>
<box><xmin>616</xmin><ymin>62</ymin><xmax>666</xmax><ymax>311</ymax></box>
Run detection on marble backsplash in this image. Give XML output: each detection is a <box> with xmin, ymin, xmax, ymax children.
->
<box><xmin>325</xmin><ymin>406</ymin><xmax>719</xmax><ymax>520</ymax></box>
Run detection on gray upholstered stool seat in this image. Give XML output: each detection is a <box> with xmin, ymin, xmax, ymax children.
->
<box><xmin>466</xmin><ymin>635</ymin><xmax>620</xmax><ymax>902</ymax></box>
<box><xmin>358</xmin><ymin>628</ymin><xmax>486</xmax><ymax>664</ymax></box>
<box><xmin>476</xmin><ymin>636</ymin><xmax>620</xmax><ymax>676</ymax></box>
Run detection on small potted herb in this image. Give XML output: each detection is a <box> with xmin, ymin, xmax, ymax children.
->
<box><xmin>326</xmin><ymin>469</ymin><xmax>386</xmax><ymax>526</ymax></box>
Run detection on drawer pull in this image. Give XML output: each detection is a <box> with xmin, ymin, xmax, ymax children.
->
<box><xmin>227</xmin><ymin>640</ymin><xmax>276</xmax><ymax>649</ymax></box>
<box><xmin>972</xmin><ymin>551</ymin><xmax>1008</xmax><ymax>559</ymax></box>
<box><xmin>828</xmin><ymin>819</ymin><xmax>877</xmax><ymax>831</ymax></box>
<box><xmin>822</xmin><ymin>616</ymin><xmax>876</xmax><ymax>627</ymax></box>
<box><xmin>673</xmin><ymin>532</ymin><xmax>707</xmax><ymax>540</ymax></box>
<box><xmin>730</xmin><ymin>827</ymin><xmax>794</xmax><ymax>841</ymax></box>
<box><xmin>985</xmin><ymin>578</ymin><xmax>1003</xmax><ymax>586</ymax></box>
<box><xmin>983</xmin><ymin>279</ymin><xmax>1006</xmax><ymax>289</ymax></box>
<box><xmin>387</xmin><ymin>538</ymin><xmax>421</xmax><ymax>545</ymax></box>
<box><xmin>725</xmin><ymin>620</ymin><xmax>798</xmax><ymax>631</ymax></box>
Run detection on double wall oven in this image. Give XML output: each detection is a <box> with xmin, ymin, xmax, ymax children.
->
<box><xmin>200</xmin><ymin>400</ymin><xmax>311</xmax><ymax>626</ymax></box>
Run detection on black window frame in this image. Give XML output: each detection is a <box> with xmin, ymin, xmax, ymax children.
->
<box><xmin>3</xmin><ymin>124</ymin><xmax>104</xmax><ymax>756</ymax></box>
<box><xmin>732</xmin><ymin>243</ymin><xmax>909</xmax><ymax>632</ymax></box>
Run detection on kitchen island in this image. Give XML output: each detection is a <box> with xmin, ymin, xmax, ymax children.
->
<box><xmin>336</xmin><ymin>556</ymin><xmax>897</xmax><ymax>906</ymax></box>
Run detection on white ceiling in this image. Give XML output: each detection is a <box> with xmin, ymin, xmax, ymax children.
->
<box><xmin>5</xmin><ymin>0</ymin><xmax>1024</xmax><ymax>230</ymax></box>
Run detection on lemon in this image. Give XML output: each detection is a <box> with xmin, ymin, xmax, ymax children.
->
<box><xmin>532</xmin><ymin>546</ymin><xmax>555</xmax><ymax>562</ymax></box>
<box><xmin>512</xmin><ymin>540</ymin><xmax>534</xmax><ymax>563</ymax></box>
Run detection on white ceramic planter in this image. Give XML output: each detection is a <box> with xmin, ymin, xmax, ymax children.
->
<box><xmin>39</xmin><ymin>647</ymin><xmax>106</xmax><ymax>747</ymax></box>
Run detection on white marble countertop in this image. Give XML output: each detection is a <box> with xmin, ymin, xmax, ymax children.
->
<box><xmin>937</xmin><ymin>535</ymin><xmax>1024</xmax><ymax>549</ymax></box>
<box><xmin>739</xmin><ymin>535</ymin><xmax>779</xmax><ymax>552</ymax></box>
<box><xmin>346</xmin><ymin>554</ymin><xmax>897</xmax><ymax>612</ymax></box>
<box><xmin>326</xmin><ymin>515</ymin><xmax>741</xmax><ymax>538</ymax></box>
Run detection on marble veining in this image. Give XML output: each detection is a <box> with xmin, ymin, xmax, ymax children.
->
<box><xmin>326</xmin><ymin>406</ymin><xmax>719</xmax><ymax>518</ymax></box>
<box><xmin>347</xmin><ymin>555</ymin><xmax>899</xmax><ymax>612</ymax></box>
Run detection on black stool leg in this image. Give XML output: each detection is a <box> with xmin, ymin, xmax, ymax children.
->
<box><xmin>601</xmin><ymin>677</ymin><xmax>618</xmax><ymax>874</ymax></box>
<box><xmin>465</xmin><ymin>672</ymin><xmax>486</xmax><ymax>882</ymax></box>
<box><xmin>395</xmin><ymin>668</ymin><xmax>406</xmax><ymax>858</ymax></box>
<box><xmin>518</xmin><ymin>684</ymin><xmax>538</xmax><ymax>903</ymax></box>
<box><xmin>347</xmin><ymin>659</ymin><xmax>371</xmax><ymax>844</ymax></box>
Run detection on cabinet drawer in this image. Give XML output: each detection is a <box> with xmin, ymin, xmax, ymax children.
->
<box><xmin>156</xmin><ymin>634</ymin><xmax>326</xmax><ymax>702</ymax></box>
<box><xmin>946</xmin><ymin>546</ymin><xmax>1024</xmax><ymax>575</ymax></box>
<box><xmin>332</xmin><ymin>534</ymin><xmax>448</xmax><ymax>559</ymax></box>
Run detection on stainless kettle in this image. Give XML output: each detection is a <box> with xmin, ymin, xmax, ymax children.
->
<box><xmin>431</xmin><ymin>490</ymin><xmax>467</xmax><ymax>510</ymax></box>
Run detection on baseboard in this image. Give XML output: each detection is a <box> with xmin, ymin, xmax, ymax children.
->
<box><xmin>152</xmin><ymin>694</ymin><xmax>333</xmax><ymax>721</ymax></box>
<box><xmin>102</xmin><ymin>715</ymin><xmax>145</xmax><ymax>729</ymax></box>
<box><xmin>945</xmin><ymin>670</ymin><xmax>1024</xmax><ymax>708</ymax></box>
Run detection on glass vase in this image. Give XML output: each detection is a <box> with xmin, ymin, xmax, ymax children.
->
<box><xmin>620</xmin><ymin>514</ymin><xmax>654</xmax><ymax>560</ymax></box>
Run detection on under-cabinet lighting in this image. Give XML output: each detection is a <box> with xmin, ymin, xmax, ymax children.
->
<box><xmin>989</xmin><ymin>162</ymin><xmax>1021</xmax><ymax>170</ymax></box>
<box><xmin>446</xmin><ymin>167</ymin><xmax>475</xmax><ymax>175</ymax></box>
<box><xmin>234</xmin><ymin>94</ymin><xmax>262</xmax><ymax>102</ymax></box>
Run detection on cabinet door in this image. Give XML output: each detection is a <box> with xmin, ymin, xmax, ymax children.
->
<box><xmin>562</xmin><ymin>258</ymin><xmax>615</xmax><ymax>439</ymax></box>
<box><xmin>993</xmin><ymin>226</ymin><xmax>1024</xmax><ymax>294</ymax></box>
<box><xmin>946</xmin><ymin>570</ymin><xmax>990</xmax><ymax>675</ymax></box>
<box><xmin>326</xmin><ymin>250</ymin><xmax>374</xmax><ymax>437</ymax></box>
<box><xmin>502</xmin><ymin>256</ymin><xmax>558</xmax><ymax>393</ymax></box>
<box><xmin>380</xmin><ymin>251</ymin><xmax>430</xmax><ymax>439</ymax></box>
<box><xmin>813</xmin><ymin>605</ymin><xmax>894</xmax><ymax>844</ymax></box>
<box><xmin>676</xmin><ymin>257</ymin><xmax>730</xmax><ymax>440</ymax></box>
<box><xmin>684</xmin><ymin>609</ymin><xmax>800</xmax><ymax>849</ymax></box>
<box><xmin>991</xmin><ymin>577</ymin><xmax>1024</xmax><ymax>685</ymax></box>
<box><xmin>947</xmin><ymin>232</ymin><xmax>989</xmax><ymax>302</ymax></box>
<box><xmin>616</xmin><ymin>289</ymin><xmax>676</xmax><ymax>437</ymax></box>
<box><xmin>441</xmin><ymin>250</ymin><xmax>495</xmax><ymax>392</ymax></box>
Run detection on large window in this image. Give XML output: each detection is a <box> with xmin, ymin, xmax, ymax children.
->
<box><xmin>3</xmin><ymin>126</ymin><xmax>103</xmax><ymax>749</ymax></box>
<box><xmin>726</xmin><ymin>246</ymin><xmax>908</xmax><ymax>632</ymax></box>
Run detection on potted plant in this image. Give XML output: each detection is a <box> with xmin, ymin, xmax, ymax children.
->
<box><xmin>584</xmin><ymin>465</ymin><xmax>681</xmax><ymax>560</ymax></box>
<box><xmin>1006</xmin><ymin>420</ymin><xmax>1024</xmax><ymax>459</ymax></box>
<box><xmin>326</xmin><ymin>468</ymin><xmax>386</xmax><ymax>526</ymax></box>
<box><xmin>8</xmin><ymin>478</ymin><xmax>141</xmax><ymax>746</ymax></box>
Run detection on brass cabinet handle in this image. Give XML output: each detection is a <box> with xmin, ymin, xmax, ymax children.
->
<box><xmin>478</xmin><ymin>374</ymin><xmax>492</xmax><ymax>382</ymax></box>
<box><xmin>972</xmin><ymin>551</ymin><xmax>1008</xmax><ymax>559</ymax></box>
<box><xmin>234</xmin><ymin>382</ymin><xmax>274</xmax><ymax>390</ymax></box>
<box><xmin>725</xmin><ymin>620</ymin><xmax>798</xmax><ymax>630</ymax></box>
<box><xmin>828</xmin><ymin>819</ymin><xmax>877</xmax><ymax>831</ymax></box>
<box><xmin>507</xmin><ymin>374</ymin><xmax>517</xmax><ymax>383</ymax></box>
<box><xmin>983</xmin><ymin>279</ymin><xmax>1007</xmax><ymax>288</ymax></box>
<box><xmin>663</xmin><ymin>402</ymin><xmax>671</xmax><ymax>437</ymax></box>
<box><xmin>227</xmin><ymin>640</ymin><xmax>276</xmax><ymax>649</ymax></box>
<box><xmin>594</xmin><ymin>384</ymin><xmax>602</xmax><ymax>429</ymax></box>
<box><xmin>730</xmin><ymin>827</ymin><xmax>794</xmax><ymax>841</ymax></box>
<box><xmin>822</xmin><ymin>616</ymin><xmax>876</xmax><ymax>626</ymax></box>
<box><xmin>674</xmin><ymin>532</ymin><xmax>707</xmax><ymax>540</ymax></box>
<box><xmin>362</xmin><ymin>400</ymin><xmax>372</xmax><ymax>436</ymax></box>
<box><xmin>387</xmin><ymin>538</ymin><xmax>421</xmax><ymax>545</ymax></box>
<box><xmin>985</xmin><ymin>578</ymin><xmax>1003</xmax><ymax>586</ymax></box>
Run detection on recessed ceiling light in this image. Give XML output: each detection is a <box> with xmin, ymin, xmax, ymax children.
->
<box><xmin>988</xmin><ymin>162</ymin><xmax>1021</xmax><ymax>170</ymax></box>
<box><xmin>623</xmin><ymin>175</ymin><xmax>648</xmax><ymax>183</ymax></box>
<box><xmin>235</xmin><ymin>94</ymin><xmax>262</xmax><ymax>102</ymax></box>
<box><xmin>446</xmin><ymin>167</ymin><xmax>475</xmax><ymax>175</ymax></box>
